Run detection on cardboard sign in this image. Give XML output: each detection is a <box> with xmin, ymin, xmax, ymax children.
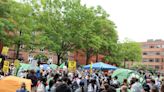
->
<box><xmin>68</xmin><ymin>61</ymin><xmax>76</xmax><ymax>72</ymax></box>
<box><xmin>4</xmin><ymin>61</ymin><xmax>9</xmax><ymax>67</ymax></box>
<box><xmin>3</xmin><ymin>66</ymin><xmax>9</xmax><ymax>73</ymax></box>
<box><xmin>14</xmin><ymin>59</ymin><xmax>20</xmax><ymax>68</ymax></box>
<box><xmin>1</xmin><ymin>47</ymin><xmax>9</xmax><ymax>56</ymax></box>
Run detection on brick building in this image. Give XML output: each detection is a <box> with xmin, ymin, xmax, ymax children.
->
<box><xmin>127</xmin><ymin>39</ymin><xmax>164</xmax><ymax>71</ymax></box>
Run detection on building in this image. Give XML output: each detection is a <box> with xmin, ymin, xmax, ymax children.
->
<box><xmin>127</xmin><ymin>39</ymin><xmax>164</xmax><ymax>71</ymax></box>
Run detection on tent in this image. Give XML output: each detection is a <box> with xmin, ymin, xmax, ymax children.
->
<box><xmin>83</xmin><ymin>62</ymin><xmax>117</xmax><ymax>70</ymax></box>
<box><xmin>17</xmin><ymin>63</ymin><xmax>30</xmax><ymax>76</ymax></box>
<box><xmin>112</xmin><ymin>68</ymin><xmax>145</xmax><ymax>84</ymax></box>
<box><xmin>49</xmin><ymin>64</ymin><xmax>58</xmax><ymax>70</ymax></box>
<box><xmin>0</xmin><ymin>76</ymin><xmax>31</xmax><ymax>92</ymax></box>
<box><xmin>59</xmin><ymin>62</ymin><xmax>65</xmax><ymax>68</ymax></box>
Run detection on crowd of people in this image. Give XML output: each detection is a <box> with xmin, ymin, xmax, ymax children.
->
<box><xmin>10</xmin><ymin>67</ymin><xmax>164</xmax><ymax>92</ymax></box>
<box><xmin>0</xmin><ymin>55</ymin><xmax>164</xmax><ymax>92</ymax></box>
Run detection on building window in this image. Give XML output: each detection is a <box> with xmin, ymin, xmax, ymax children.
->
<box><xmin>143</xmin><ymin>58</ymin><xmax>149</xmax><ymax>62</ymax></box>
<box><xmin>162</xmin><ymin>45</ymin><xmax>164</xmax><ymax>48</ymax></box>
<box><xmin>143</xmin><ymin>45</ymin><xmax>149</xmax><ymax>48</ymax></box>
<box><xmin>143</xmin><ymin>52</ymin><xmax>147</xmax><ymax>55</ymax></box>
<box><xmin>155</xmin><ymin>66</ymin><xmax>160</xmax><ymax>69</ymax></box>
<box><xmin>149</xmin><ymin>59</ymin><xmax>154</xmax><ymax>62</ymax></box>
<box><xmin>156</xmin><ymin>45</ymin><xmax>161</xmax><ymax>48</ymax></box>
<box><xmin>150</xmin><ymin>46</ymin><xmax>154</xmax><ymax>48</ymax></box>
<box><xmin>156</xmin><ymin>52</ymin><xmax>160</xmax><ymax>55</ymax></box>
<box><xmin>155</xmin><ymin>58</ymin><xmax>160</xmax><ymax>62</ymax></box>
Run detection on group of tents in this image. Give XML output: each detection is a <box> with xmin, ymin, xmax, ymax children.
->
<box><xmin>16</xmin><ymin>62</ymin><xmax>145</xmax><ymax>85</ymax></box>
<box><xmin>83</xmin><ymin>62</ymin><xmax>145</xmax><ymax>84</ymax></box>
<box><xmin>0</xmin><ymin>62</ymin><xmax>145</xmax><ymax>92</ymax></box>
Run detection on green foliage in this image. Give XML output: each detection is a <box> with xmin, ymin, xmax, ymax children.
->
<box><xmin>34</xmin><ymin>53</ymin><xmax>48</xmax><ymax>62</ymax></box>
<box><xmin>121</xmin><ymin>38</ymin><xmax>142</xmax><ymax>62</ymax></box>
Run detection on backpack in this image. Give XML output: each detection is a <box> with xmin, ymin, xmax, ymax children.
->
<box><xmin>37</xmin><ymin>82</ymin><xmax>45</xmax><ymax>92</ymax></box>
<box><xmin>72</xmin><ymin>81</ymin><xmax>79</xmax><ymax>92</ymax></box>
<box><xmin>30</xmin><ymin>75</ymin><xmax>38</xmax><ymax>87</ymax></box>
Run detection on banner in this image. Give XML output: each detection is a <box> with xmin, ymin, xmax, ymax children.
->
<box><xmin>3</xmin><ymin>66</ymin><xmax>9</xmax><ymax>73</ymax></box>
<box><xmin>1</xmin><ymin>47</ymin><xmax>9</xmax><ymax>56</ymax></box>
<box><xmin>3</xmin><ymin>61</ymin><xmax>9</xmax><ymax>66</ymax></box>
<box><xmin>68</xmin><ymin>61</ymin><xmax>76</xmax><ymax>72</ymax></box>
<box><xmin>3</xmin><ymin>61</ymin><xmax>9</xmax><ymax>73</ymax></box>
<box><xmin>0</xmin><ymin>58</ymin><xmax>2</xmax><ymax>63</ymax></box>
<box><xmin>14</xmin><ymin>59</ymin><xmax>20</xmax><ymax>68</ymax></box>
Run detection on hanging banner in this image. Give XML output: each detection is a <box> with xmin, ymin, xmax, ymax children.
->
<box><xmin>0</xmin><ymin>58</ymin><xmax>2</xmax><ymax>63</ymax></box>
<box><xmin>68</xmin><ymin>61</ymin><xmax>76</xmax><ymax>72</ymax></box>
<box><xmin>1</xmin><ymin>47</ymin><xmax>9</xmax><ymax>56</ymax></box>
<box><xmin>14</xmin><ymin>59</ymin><xmax>20</xmax><ymax>68</ymax></box>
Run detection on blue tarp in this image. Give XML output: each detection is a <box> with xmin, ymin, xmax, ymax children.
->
<box><xmin>83</xmin><ymin>62</ymin><xmax>117</xmax><ymax>70</ymax></box>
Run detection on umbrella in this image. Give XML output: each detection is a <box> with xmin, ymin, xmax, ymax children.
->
<box><xmin>1</xmin><ymin>76</ymin><xmax>32</xmax><ymax>92</ymax></box>
<box><xmin>112</xmin><ymin>68</ymin><xmax>145</xmax><ymax>84</ymax></box>
<box><xmin>83</xmin><ymin>62</ymin><xmax>117</xmax><ymax>70</ymax></box>
<box><xmin>49</xmin><ymin>64</ymin><xmax>58</xmax><ymax>70</ymax></box>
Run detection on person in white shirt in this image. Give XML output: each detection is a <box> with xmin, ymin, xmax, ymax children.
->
<box><xmin>131</xmin><ymin>78</ymin><xmax>143</xmax><ymax>92</ymax></box>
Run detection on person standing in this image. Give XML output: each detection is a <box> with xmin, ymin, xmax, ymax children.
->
<box><xmin>16</xmin><ymin>82</ymin><xmax>29</xmax><ymax>92</ymax></box>
<box><xmin>130</xmin><ymin>78</ymin><xmax>143</xmax><ymax>92</ymax></box>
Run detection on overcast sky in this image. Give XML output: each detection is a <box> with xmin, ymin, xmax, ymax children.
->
<box><xmin>81</xmin><ymin>0</ymin><xmax>164</xmax><ymax>42</ymax></box>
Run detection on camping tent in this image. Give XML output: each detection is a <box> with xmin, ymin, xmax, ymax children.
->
<box><xmin>112</xmin><ymin>68</ymin><xmax>145</xmax><ymax>84</ymax></box>
<box><xmin>49</xmin><ymin>64</ymin><xmax>58</xmax><ymax>70</ymax></box>
<box><xmin>83</xmin><ymin>62</ymin><xmax>117</xmax><ymax>70</ymax></box>
<box><xmin>0</xmin><ymin>76</ymin><xmax>31</xmax><ymax>92</ymax></box>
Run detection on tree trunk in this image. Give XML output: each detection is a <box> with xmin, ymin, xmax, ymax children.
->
<box><xmin>57</xmin><ymin>54</ymin><xmax>61</xmax><ymax>66</ymax></box>
<box><xmin>86</xmin><ymin>49</ymin><xmax>90</xmax><ymax>65</ymax></box>
<box><xmin>124</xmin><ymin>60</ymin><xmax>126</xmax><ymax>68</ymax></box>
<box><xmin>16</xmin><ymin>43</ymin><xmax>21</xmax><ymax>59</ymax></box>
<box><xmin>76</xmin><ymin>51</ymin><xmax>79</xmax><ymax>62</ymax></box>
<box><xmin>16</xmin><ymin>31</ymin><xmax>22</xmax><ymax>59</ymax></box>
<box><xmin>96</xmin><ymin>51</ymin><xmax>98</xmax><ymax>62</ymax></box>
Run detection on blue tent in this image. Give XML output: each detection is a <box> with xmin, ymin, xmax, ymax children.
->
<box><xmin>42</xmin><ymin>64</ymin><xmax>50</xmax><ymax>70</ymax></box>
<box><xmin>83</xmin><ymin>62</ymin><xmax>117</xmax><ymax>70</ymax></box>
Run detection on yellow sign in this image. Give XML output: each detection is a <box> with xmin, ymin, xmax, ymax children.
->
<box><xmin>3</xmin><ymin>66</ymin><xmax>9</xmax><ymax>73</ymax></box>
<box><xmin>14</xmin><ymin>59</ymin><xmax>20</xmax><ymax>68</ymax></box>
<box><xmin>1</xmin><ymin>47</ymin><xmax>9</xmax><ymax>56</ymax></box>
<box><xmin>4</xmin><ymin>61</ymin><xmax>9</xmax><ymax>66</ymax></box>
<box><xmin>0</xmin><ymin>58</ymin><xmax>2</xmax><ymax>63</ymax></box>
<box><xmin>68</xmin><ymin>61</ymin><xmax>76</xmax><ymax>72</ymax></box>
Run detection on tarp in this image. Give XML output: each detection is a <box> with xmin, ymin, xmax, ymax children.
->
<box><xmin>49</xmin><ymin>64</ymin><xmax>58</xmax><ymax>70</ymax></box>
<box><xmin>83</xmin><ymin>62</ymin><xmax>117</xmax><ymax>70</ymax></box>
<box><xmin>0</xmin><ymin>76</ymin><xmax>31</xmax><ymax>92</ymax></box>
<box><xmin>112</xmin><ymin>68</ymin><xmax>145</xmax><ymax>84</ymax></box>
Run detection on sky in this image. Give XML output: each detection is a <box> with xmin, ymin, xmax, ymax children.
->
<box><xmin>81</xmin><ymin>0</ymin><xmax>164</xmax><ymax>42</ymax></box>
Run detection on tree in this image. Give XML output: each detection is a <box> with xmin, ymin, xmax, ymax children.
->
<box><xmin>0</xmin><ymin>0</ymin><xmax>15</xmax><ymax>46</ymax></box>
<box><xmin>121</xmin><ymin>38</ymin><xmax>142</xmax><ymax>67</ymax></box>
<box><xmin>8</xmin><ymin>1</ymin><xmax>35</xmax><ymax>59</ymax></box>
